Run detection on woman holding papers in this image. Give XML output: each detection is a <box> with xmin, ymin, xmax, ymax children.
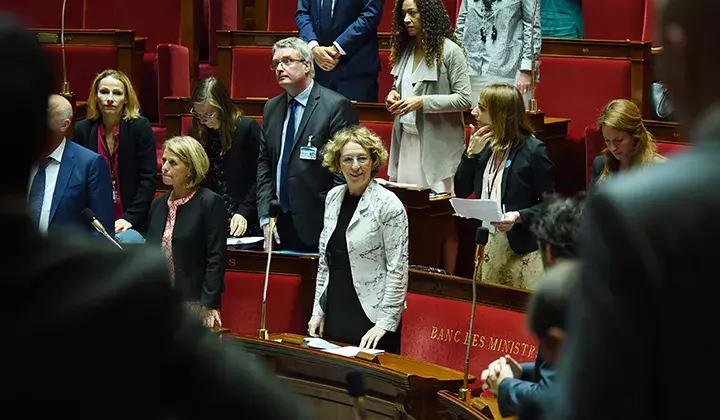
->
<box><xmin>189</xmin><ymin>77</ymin><xmax>261</xmax><ymax>237</ymax></box>
<box><xmin>308</xmin><ymin>127</ymin><xmax>409</xmax><ymax>352</ymax></box>
<box><xmin>454</xmin><ymin>84</ymin><xmax>554</xmax><ymax>289</ymax></box>
<box><xmin>385</xmin><ymin>0</ymin><xmax>472</xmax><ymax>194</ymax></box>
<box><xmin>146</xmin><ymin>136</ymin><xmax>228</xmax><ymax>328</ymax></box>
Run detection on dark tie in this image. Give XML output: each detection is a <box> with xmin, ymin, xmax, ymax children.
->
<box><xmin>29</xmin><ymin>157</ymin><xmax>52</xmax><ymax>228</ymax></box>
<box><xmin>280</xmin><ymin>99</ymin><xmax>298</xmax><ymax>212</ymax></box>
<box><xmin>320</xmin><ymin>0</ymin><xmax>333</xmax><ymax>41</ymax></box>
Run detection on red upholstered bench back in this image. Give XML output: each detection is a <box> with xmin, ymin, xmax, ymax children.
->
<box><xmin>222</xmin><ymin>271</ymin><xmax>304</xmax><ymax>335</ymax></box>
<box><xmin>642</xmin><ymin>0</ymin><xmax>658</xmax><ymax>45</ymax></box>
<box><xmin>583</xmin><ymin>0</ymin><xmax>646</xmax><ymax>40</ymax></box>
<box><xmin>401</xmin><ymin>293</ymin><xmax>537</xmax><ymax>386</ymax></box>
<box><xmin>84</xmin><ymin>0</ymin><xmax>183</xmax><ymax>48</ymax></box>
<box><xmin>231</xmin><ymin>47</ymin><xmax>283</xmax><ymax>98</ymax></box>
<box><xmin>4</xmin><ymin>1</ymin><xmax>84</xmax><ymax>28</ymax></box>
<box><xmin>362</xmin><ymin>122</ymin><xmax>393</xmax><ymax>179</ymax></box>
<box><xmin>157</xmin><ymin>44</ymin><xmax>191</xmax><ymax>127</ymax></box>
<box><xmin>267</xmin><ymin>0</ymin><xmax>297</xmax><ymax>31</ymax></box>
<box><xmin>44</xmin><ymin>45</ymin><xmax>117</xmax><ymax>103</ymax></box>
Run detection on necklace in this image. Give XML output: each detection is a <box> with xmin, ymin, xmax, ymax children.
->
<box><xmin>476</xmin><ymin>0</ymin><xmax>499</xmax><ymax>43</ymax></box>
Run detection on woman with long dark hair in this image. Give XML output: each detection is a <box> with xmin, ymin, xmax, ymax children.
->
<box><xmin>189</xmin><ymin>77</ymin><xmax>262</xmax><ymax>237</ymax></box>
<box><xmin>385</xmin><ymin>0</ymin><xmax>471</xmax><ymax>194</ymax></box>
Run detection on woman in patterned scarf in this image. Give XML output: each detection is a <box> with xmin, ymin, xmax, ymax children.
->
<box><xmin>189</xmin><ymin>77</ymin><xmax>262</xmax><ymax>238</ymax></box>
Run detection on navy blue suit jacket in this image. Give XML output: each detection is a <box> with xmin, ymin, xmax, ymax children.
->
<box><xmin>296</xmin><ymin>0</ymin><xmax>382</xmax><ymax>78</ymax></box>
<box><xmin>497</xmin><ymin>358</ymin><xmax>556</xmax><ymax>418</ymax></box>
<box><xmin>48</xmin><ymin>140</ymin><xmax>114</xmax><ymax>236</ymax></box>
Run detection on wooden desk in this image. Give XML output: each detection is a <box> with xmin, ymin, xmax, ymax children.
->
<box><xmin>235</xmin><ymin>332</ymin><xmax>474</xmax><ymax>420</ymax></box>
<box><xmin>164</xmin><ymin>96</ymin><xmax>569</xmax><ymax>143</ymax></box>
<box><xmin>438</xmin><ymin>391</ymin><xmax>511</xmax><ymax>420</ymax></box>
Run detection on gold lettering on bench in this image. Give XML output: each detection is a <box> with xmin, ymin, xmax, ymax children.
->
<box><xmin>429</xmin><ymin>325</ymin><xmax>536</xmax><ymax>356</ymax></box>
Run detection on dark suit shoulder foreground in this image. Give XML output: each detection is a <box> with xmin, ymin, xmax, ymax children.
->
<box><xmin>2</xmin><ymin>217</ymin><xmax>312</xmax><ymax>419</ymax></box>
<box><xmin>547</xmin><ymin>138</ymin><xmax>720</xmax><ymax>420</ymax></box>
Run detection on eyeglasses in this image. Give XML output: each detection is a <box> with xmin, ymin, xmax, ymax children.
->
<box><xmin>190</xmin><ymin>107</ymin><xmax>217</xmax><ymax>121</ymax></box>
<box><xmin>340</xmin><ymin>156</ymin><xmax>370</xmax><ymax>166</ymax></box>
<box><xmin>270</xmin><ymin>58</ymin><xmax>306</xmax><ymax>71</ymax></box>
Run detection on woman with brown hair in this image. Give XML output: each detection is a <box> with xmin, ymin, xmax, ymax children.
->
<box><xmin>73</xmin><ymin>69</ymin><xmax>157</xmax><ymax>242</ymax></box>
<box><xmin>590</xmin><ymin>99</ymin><xmax>666</xmax><ymax>189</ymax></box>
<box><xmin>385</xmin><ymin>0</ymin><xmax>471</xmax><ymax>194</ymax></box>
<box><xmin>189</xmin><ymin>77</ymin><xmax>261</xmax><ymax>237</ymax></box>
<box><xmin>454</xmin><ymin>84</ymin><xmax>554</xmax><ymax>289</ymax></box>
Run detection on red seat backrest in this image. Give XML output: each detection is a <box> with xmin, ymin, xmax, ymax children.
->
<box><xmin>267</xmin><ymin>0</ymin><xmax>297</xmax><ymax>31</ymax></box>
<box><xmin>642</xmin><ymin>0</ymin><xmax>657</xmax><ymax>45</ymax></box>
<box><xmin>1</xmin><ymin>0</ymin><xmax>84</xmax><ymax>28</ymax></box>
<box><xmin>401</xmin><ymin>293</ymin><xmax>537</xmax><ymax>386</ymax></box>
<box><xmin>157</xmin><ymin>44</ymin><xmax>191</xmax><ymax>127</ymax></box>
<box><xmin>222</xmin><ymin>271</ymin><xmax>304</xmax><ymax>335</ymax></box>
<box><xmin>583</xmin><ymin>0</ymin><xmax>646</xmax><ymax>40</ymax></box>
<box><xmin>84</xmin><ymin>0</ymin><xmax>183</xmax><ymax>49</ymax></box>
<box><xmin>536</xmin><ymin>57</ymin><xmax>631</xmax><ymax>142</ymax></box>
<box><xmin>361</xmin><ymin>122</ymin><xmax>393</xmax><ymax>179</ymax></box>
<box><xmin>231</xmin><ymin>47</ymin><xmax>284</xmax><ymax>99</ymax></box>
<box><xmin>44</xmin><ymin>45</ymin><xmax>117</xmax><ymax>103</ymax></box>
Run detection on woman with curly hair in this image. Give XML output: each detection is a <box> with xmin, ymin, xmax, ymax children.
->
<box><xmin>590</xmin><ymin>99</ymin><xmax>666</xmax><ymax>189</ymax></box>
<box><xmin>385</xmin><ymin>0</ymin><xmax>471</xmax><ymax>194</ymax></box>
<box><xmin>456</xmin><ymin>0</ymin><xmax>541</xmax><ymax>106</ymax></box>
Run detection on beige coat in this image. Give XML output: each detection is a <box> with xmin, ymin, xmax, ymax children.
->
<box><xmin>388</xmin><ymin>38</ymin><xmax>472</xmax><ymax>185</ymax></box>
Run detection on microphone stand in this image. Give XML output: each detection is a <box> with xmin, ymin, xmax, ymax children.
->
<box><xmin>459</xmin><ymin>227</ymin><xmax>489</xmax><ymax>402</ymax></box>
<box><xmin>527</xmin><ymin>0</ymin><xmax>540</xmax><ymax>114</ymax></box>
<box><xmin>258</xmin><ymin>216</ymin><xmax>276</xmax><ymax>340</ymax></box>
<box><xmin>60</xmin><ymin>0</ymin><xmax>73</xmax><ymax>101</ymax></box>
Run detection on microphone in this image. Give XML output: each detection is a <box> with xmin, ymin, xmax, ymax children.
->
<box><xmin>346</xmin><ymin>371</ymin><xmax>369</xmax><ymax>420</ymax></box>
<box><xmin>59</xmin><ymin>0</ymin><xmax>72</xmax><ymax>99</ymax></box>
<box><xmin>81</xmin><ymin>208</ymin><xmax>123</xmax><ymax>250</ymax></box>
<box><xmin>459</xmin><ymin>227</ymin><xmax>489</xmax><ymax>401</ymax></box>
<box><xmin>528</xmin><ymin>0</ymin><xmax>540</xmax><ymax>113</ymax></box>
<box><xmin>258</xmin><ymin>199</ymin><xmax>283</xmax><ymax>340</ymax></box>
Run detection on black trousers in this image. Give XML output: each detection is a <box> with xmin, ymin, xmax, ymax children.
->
<box><xmin>276</xmin><ymin>211</ymin><xmax>319</xmax><ymax>253</ymax></box>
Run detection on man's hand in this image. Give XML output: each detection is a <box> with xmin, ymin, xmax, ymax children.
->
<box><xmin>115</xmin><ymin>218</ymin><xmax>132</xmax><ymax>233</ymax></box>
<box><xmin>312</xmin><ymin>46</ymin><xmax>339</xmax><ymax>71</ymax></box>
<box><xmin>230</xmin><ymin>214</ymin><xmax>248</xmax><ymax>237</ymax></box>
<box><xmin>308</xmin><ymin>315</ymin><xmax>325</xmax><ymax>337</ymax></box>
<box><xmin>263</xmin><ymin>223</ymin><xmax>281</xmax><ymax>251</ymax></box>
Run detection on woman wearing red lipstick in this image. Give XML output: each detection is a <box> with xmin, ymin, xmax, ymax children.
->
<box><xmin>308</xmin><ymin>126</ymin><xmax>408</xmax><ymax>353</ymax></box>
<box><xmin>590</xmin><ymin>99</ymin><xmax>666</xmax><ymax>189</ymax></box>
<box><xmin>73</xmin><ymin>69</ymin><xmax>157</xmax><ymax>241</ymax></box>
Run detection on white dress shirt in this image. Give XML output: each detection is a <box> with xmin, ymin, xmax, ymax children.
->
<box><xmin>28</xmin><ymin>139</ymin><xmax>66</xmax><ymax>234</ymax></box>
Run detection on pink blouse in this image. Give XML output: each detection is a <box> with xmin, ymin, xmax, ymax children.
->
<box><xmin>161</xmin><ymin>191</ymin><xmax>196</xmax><ymax>284</ymax></box>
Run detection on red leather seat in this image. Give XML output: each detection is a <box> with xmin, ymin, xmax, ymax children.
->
<box><xmin>231</xmin><ymin>47</ymin><xmax>283</xmax><ymax>99</ymax></box>
<box><xmin>583</xmin><ymin>0</ymin><xmax>646</xmax><ymax>40</ymax></box>
<box><xmin>267</xmin><ymin>0</ymin><xmax>297</xmax><ymax>31</ymax></box>
<box><xmin>401</xmin><ymin>293</ymin><xmax>537</xmax><ymax>385</ymax></box>
<box><xmin>642</xmin><ymin>0</ymin><xmax>657</xmax><ymax>45</ymax></box>
<box><xmin>1</xmin><ymin>0</ymin><xmax>84</xmax><ymax>28</ymax></box>
<box><xmin>222</xmin><ymin>271</ymin><xmax>304</xmax><ymax>335</ymax></box>
<box><xmin>361</xmin><ymin>122</ymin><xmax>393</xmax><ymax>179</ymax></box>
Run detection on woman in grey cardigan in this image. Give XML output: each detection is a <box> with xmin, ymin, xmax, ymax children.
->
<box><xmin>385</xmin><ymin>0</ymin><xmax>472</xmax><ymax>194</ymax></box>
<box><xmin>456</xmin><ymin>0</ymin><xmax>541</xmax><ymax>106</ymax></box>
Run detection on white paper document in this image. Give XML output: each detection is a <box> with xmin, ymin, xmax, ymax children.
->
<box><xmin>450</xmin><ymin>198</ymin><xmax>503</xmax><ymax>222</ymax></box>
<box><xmin>226</xmin><ymin>236</ymin><xmax>264</xmax><ymax>246</ymax></box>
<box><xmin>303</xmin><ymin>337</ymin><xmax>340</xmax><ymax>350</ymax></box>
<box><xmin>321</xmin><ymin>346</ymin><xmax>385</xmax><ymax>358</ymax></box>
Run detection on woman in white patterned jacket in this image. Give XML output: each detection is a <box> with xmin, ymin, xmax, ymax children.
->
<box><xmin>456</xmin><ymin>0</ymin><xmax>541</xmax><ymax>106</ymax></box>
<box><xmin>308</xmin><ymin>126</ymin><xmax>409</xmax><ymax>353</ymax></box>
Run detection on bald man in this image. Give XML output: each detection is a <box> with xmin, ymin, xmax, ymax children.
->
<box><xmin>28</xmin><ymin>94</ymin><xmax>113</xmax><ymax>236</ymax></box>
<box><xmin>543</xmin><ymin>0</ymin><xmax>720</xmax><ymax>419</ymax></box>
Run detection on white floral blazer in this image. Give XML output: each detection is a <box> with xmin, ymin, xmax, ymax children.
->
<box><xmin>313</xmin><ymin>180</ymin><xmax>409</xmax><ymax>332</ymax></box>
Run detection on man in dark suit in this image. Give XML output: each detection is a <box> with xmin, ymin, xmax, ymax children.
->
<box><xmin>1</xmin><ymin>16</ymin><xmax>311</xmax><ymax>419</ymax></box>
<box><xmin>29</xmin><ymin>94</ymin><xmax>114</xmax><ymax>236</ymax></box>
<box><xmin>296</xmin><ymin>0</ymin><xmax>383</xmax><ymax>102</ymax></box>
<box><xmin>544</xmin><ymin>1</ymin><xmax>720</xmax><ymax>419</ymax></box>
<box><xmin>258</xmin><ymin>37</ymin><xmax>358</xmax><ymax>252</ymax></box>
